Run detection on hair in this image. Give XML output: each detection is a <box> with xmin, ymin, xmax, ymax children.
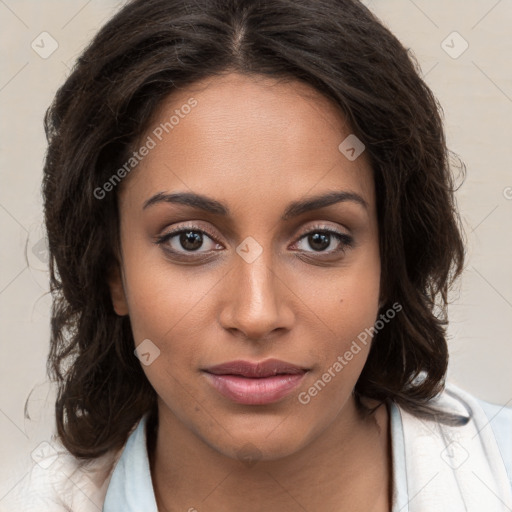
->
<box><xmin>41</xmin><ymin>0</ymin><xmax>466</xmax><ymax>459</ymax></box>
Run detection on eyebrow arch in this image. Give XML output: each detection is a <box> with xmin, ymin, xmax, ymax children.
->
<box><xmin>142</xmin><ymin>190</ymin><xmax>368</xmax><ymax>219</ymax></box>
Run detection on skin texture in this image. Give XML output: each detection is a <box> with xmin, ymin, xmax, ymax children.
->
<box><xmin>109</xmin><ymin>72</ymin><xmax>390</xmax><ymax>511</ymax></box>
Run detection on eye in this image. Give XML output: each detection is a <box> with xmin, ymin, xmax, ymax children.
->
<box><xmin>154</xmin><ymin>225</ymin><xmax>223</xmax><ymax>256</ymax></box>
<box><xmin>293</xmin><ymin>225</ymin><xmax>354</xmax><ymax>255</ymax></box>
<box><xmin>154</xmin><ymin>223</ymin><xmax>354</xmax><ymax>261</ymax></box>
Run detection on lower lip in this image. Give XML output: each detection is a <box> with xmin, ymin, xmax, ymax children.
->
<box><xmin>203</xmin><ymin>372</ymin><xmax>307</xmax><ymax>405</ymax></box>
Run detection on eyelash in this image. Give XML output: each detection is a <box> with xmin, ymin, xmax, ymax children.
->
<box><xmin>154</xmin><ymin>223</ymin><xmax>354</xmax><ymax>259</ymax></box>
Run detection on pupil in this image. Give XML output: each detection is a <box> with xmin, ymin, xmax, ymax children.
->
<box><xmin>181</xmin><ymin>231</ymin><xmax>202</xmax><ymax>251</ymax></box>
<box><xmin>309</xmin><ymin>233</ymin><xmax>329</xmax><ymax>251</ymax></box>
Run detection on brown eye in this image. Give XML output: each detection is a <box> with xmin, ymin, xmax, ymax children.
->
<box><xmin>155</xmin><ymin>225</ymin><xmax>223</xmax><ymax>256</ymax></box>
<box><xmin>306</xmin><ymin>232</ymin><xmax>331</xmax><ymax>251</ymax></box>
<box><xmin>179</xmin><ymin>231</ymin><xmax>204</xmax><ymax>251</ymax></box>
<box><xmin>295</xmin><ymin>228</ymin><xmax>354</xmax><ymax>255</ymax></box>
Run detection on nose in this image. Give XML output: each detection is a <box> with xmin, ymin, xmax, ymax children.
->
<box><xmin>218</xmin><ymin>245</ymin><xmax>294</xmax><ymax>341</ymax></box>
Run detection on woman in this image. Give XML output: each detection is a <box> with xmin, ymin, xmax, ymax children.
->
<box><xmin>4</xmin><ymin>0</ymin><xmax>511</xmax><ymax>510</ymax></box>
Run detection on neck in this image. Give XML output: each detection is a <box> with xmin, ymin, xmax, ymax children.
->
<box><xmin>149</xmin><ymin>395</ymin><xmax>391</xmax><ymax>512</ymax></box>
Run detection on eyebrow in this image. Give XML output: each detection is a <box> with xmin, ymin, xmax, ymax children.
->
<box><xmin>142</xmin><ymin>190</ymin><xmax>368</xmax><ymax>219</ymax></box>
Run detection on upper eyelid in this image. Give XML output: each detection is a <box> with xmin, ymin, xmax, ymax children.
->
<box><xmin>161</xmin><ymin>221</ymin><xmax>348</xmax><ymax>238</ymax></box>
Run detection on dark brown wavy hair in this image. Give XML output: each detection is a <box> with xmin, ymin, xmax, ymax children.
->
<box><xmin>41</xmin><ymin>0</ymin><xmax>466</xmax><ymax>459</ymax></box>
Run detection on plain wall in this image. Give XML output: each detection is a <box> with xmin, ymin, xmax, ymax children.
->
<box><xmin>1</xmin><ymin>0</ymin><xmax>511</xmax><ymax>500</ymax></box>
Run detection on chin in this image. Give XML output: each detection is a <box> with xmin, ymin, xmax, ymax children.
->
<box><xmin>205</xmin><ymin>422</ymin><xmax>313</xmax><ymax>464</ymax></box>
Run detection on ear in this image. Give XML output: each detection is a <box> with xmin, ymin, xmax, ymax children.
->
<box><xmin>107</xmin><ymin>261</ymin><xmax>129</xmax><ymax>316</ymax></box>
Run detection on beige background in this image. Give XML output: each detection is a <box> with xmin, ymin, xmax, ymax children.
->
<box><xmin>1</xmin><ymin>0</ymin><xmax>511</xmax><ymax>501</ymax></box>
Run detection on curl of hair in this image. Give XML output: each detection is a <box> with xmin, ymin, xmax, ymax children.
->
<box><xmin>42</xmin><ymin>0</ymin><xmax>466</xmax><ymax>459</ymax></box>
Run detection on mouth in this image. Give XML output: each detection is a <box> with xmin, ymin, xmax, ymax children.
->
<box><xmin>203</xmin><ymin>358</ymin><xmax>309</xmax><ymax>378</ymax></box>
<box><xmin>201</xmin><ymin>358</ymin><xmax>309</xmax><ymax>405</ymax></box>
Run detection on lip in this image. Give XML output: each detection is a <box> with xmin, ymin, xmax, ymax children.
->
<box><xmin>203</xmin><ymin>358</ymin><xmax>308</xmax><ymax>377</ymax></box>
<box><xmin>202</xmin><ymin>358</ymin><xmax>309</xmax><ymax>405</ymax></box>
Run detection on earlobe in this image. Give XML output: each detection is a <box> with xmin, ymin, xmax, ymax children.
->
<box><xmin>107</xmin><ymin>262</ymin><xmax>129</xmax><ymax>316</ymax></box>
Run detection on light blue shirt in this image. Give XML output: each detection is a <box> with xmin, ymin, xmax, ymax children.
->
<box><xmin>103</xmin><ymin>388</ymin><xmax>512</xmax><ymax>511</ymax></box>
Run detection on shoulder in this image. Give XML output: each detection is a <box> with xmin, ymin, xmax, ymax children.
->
<box><xmin>448</xmin><ymin>383</ymin><xmax>512</xmax><ymax>484</ymax></box>
<box><xmin>0</xmin><ymin>439</ymin><xmax>122</xmax><ymax>512</ymax></box>
<box><xmin>472</xmin><ymin>390</ymin><xmax>512</xmax><ymax>441</ymax></box>
<box><xmin>390</xmin><ymin>382</ymin><xmax>512</xmax><ymax>510</ymax></box>
<box><xmin>400</xmin><ymin>382</ymin><xmax>512</xmax><ymax>484</ymax></box>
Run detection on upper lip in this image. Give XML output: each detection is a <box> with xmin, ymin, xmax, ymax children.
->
<box><xmin>203</xmin><ymin>358</ymin><xmax>309</xmax><ymax>378</ymax></box>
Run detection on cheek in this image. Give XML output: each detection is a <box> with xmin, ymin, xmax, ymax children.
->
<box><xmin>121</xmin><ymin>257</ymin><xmax>214</xmax><ymax>409</ymax></box>
<box><xmin>298</xmin><ymin>275</ymin><xmax>379</xmax><ymax>414</ymax></box>
<box><xmin>120</xmin><ymin>233</ymin><xmax>221</xmax><ymax>344</ymax></box>
<box><xmin>304</xmin><ymin>245</ymin><xmax>380</xmax><ymax>337</ymax></box>
<box><xmin>301</xmin><ymin>245</ymin><xmax>381</xmax><ymax>381</ymax></box>
<box><xmin>119</xmin><ymin>245</ymin><xmax>241</xmax><ymax>408</ymax></box>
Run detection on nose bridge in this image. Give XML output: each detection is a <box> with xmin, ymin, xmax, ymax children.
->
<box><xmin>235</xmin><ymin>237</ymin><xmax>278</xmax><ymax>309</ymax></box>
<box><xmin>221</xmin><ymin>235</ymin><xmax>291</xmax><ymax>338</ymax></box>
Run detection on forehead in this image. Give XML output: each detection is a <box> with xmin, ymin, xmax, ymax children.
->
<box><xmin>119</xmin><ymin>72</ymin><xmax>374</xmax><ymax>213</ymax></box>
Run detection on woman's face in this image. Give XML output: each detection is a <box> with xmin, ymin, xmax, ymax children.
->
<box><xmin>110</xmin><ymin>72</ymin><xmax>381</xmax><ymax>461</ymax></box>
